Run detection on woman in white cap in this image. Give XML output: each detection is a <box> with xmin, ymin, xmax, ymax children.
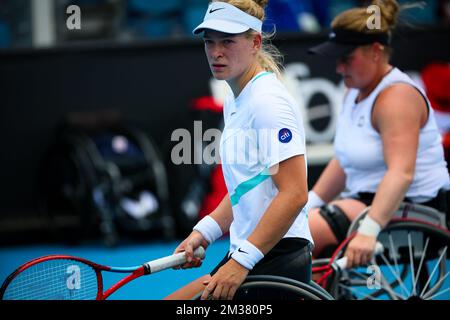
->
<box><xmin>165</xmin><ymin>0</ymin><xmax>313</xmax><ymax>300</ymax></box>
<box><xmin>307</xmin><ymin>0</ymin><xmax>450</xmax><ymax>268</ymax></box>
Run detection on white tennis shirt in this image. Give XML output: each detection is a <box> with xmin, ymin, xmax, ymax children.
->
<box><xmin>219</xmin><ymin>72</ymin><xmax>313</xmax><ymax>254</ymax></box>
<box><xmin>335</xmin><ymin>67</ymin><xmax>450</xmax><ymax>202</ymax></box>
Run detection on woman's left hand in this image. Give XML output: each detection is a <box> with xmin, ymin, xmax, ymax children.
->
<box><xmin>200</xmin><ymin>259</ymin><xmax>249</xmax><ymax>300</ymax></box>
<box><xmin>344</xmin><ymin>233</ymin><xmax>378</xmax><ymax>268</ymax></box>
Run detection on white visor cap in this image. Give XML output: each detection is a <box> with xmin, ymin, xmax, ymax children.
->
<box><xmin>193</xmin><ymin>2</ymin><xmax>263</xmax><ymax>35</ymax></box>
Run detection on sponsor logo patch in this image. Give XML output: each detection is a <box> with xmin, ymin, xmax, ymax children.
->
<box><xmin>278</xmin><ymin>128</ymin><xmax>292</xmax><ymax>143</ymax></box>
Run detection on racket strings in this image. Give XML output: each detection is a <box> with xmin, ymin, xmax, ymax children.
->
<box><xmin>3</xmin><ymin>259</ymin><xmax>99</xmax><ymax>300</ymax></box>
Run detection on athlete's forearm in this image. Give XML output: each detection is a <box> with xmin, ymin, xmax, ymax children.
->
<box><xmin>209</xmin><ymin>193</ymin><xmax>233</xmax><ymax>234</ymax></box>
<box><xmin>366</xmin><ymin>169</ymin><xmax>413</xmax><ymax>228</ymax></box>
<box><xmin>247</xmin><ymin>190</ymin><xmax>307</xmax><ymax>255</ymax></box>
<box><xmin>312</xmin><ymin>158</ymin><xmax>346</xmax><ymax>203</ymax></box>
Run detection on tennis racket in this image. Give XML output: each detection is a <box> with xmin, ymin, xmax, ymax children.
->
<box><xmin>0</xmin><ymin>246</ymin><xmax>205</xmax><ymax>300</ymax></box>
<box><xmin>313</xmin><ymin>240</ymin><xmax>384</xmax><ymax>289</ymax></box>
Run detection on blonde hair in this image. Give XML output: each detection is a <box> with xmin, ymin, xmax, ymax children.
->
<box><xmin>213</xmin><ymin>0</ymin><xmax>284</xmax><ymax>78</ymax></box>
<box><xmin>331</xmin><ymin>0</ymin><xmax>401</xmax><ymax>33</ymax></box>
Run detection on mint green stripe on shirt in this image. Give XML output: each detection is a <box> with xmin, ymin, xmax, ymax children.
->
<box><xmin>229</xmin><ymin>168</ymin><xmax>271</xmax><ymax>206</ymax></box>
<box><xmin>251</xmin><ymin>72</ymin><xmax>272</xmax><ymax>83</ymax></box>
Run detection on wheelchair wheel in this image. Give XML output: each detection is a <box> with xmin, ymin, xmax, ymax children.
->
<box><xmin>38</xmin><ymin>121</ymin><xmax>175</xmax><ymax>246</ymax></box>
<box><xmin>192</xmin><ymin>275</ymin><xmax>334</xmax><ymax>300</ymax></box>
<box><xmin>332</xmin><ymin>220</ymin><xmax>450</xmax><ymax>300</ymax></box>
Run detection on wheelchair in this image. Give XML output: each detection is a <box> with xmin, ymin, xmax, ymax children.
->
<box><xmin>312</xmin><ymin>202</ymin><xmax>450</xmax><ymax>300</ymax></box>
<box><xmin>37</xmin><ymin>114</ymin><xmax>175</xmax><ymax>246</ymax></box>
<box><xmin>192</xmin><ymin>275</ymin><xmax>334</xmax><ymax>300</ymax></box>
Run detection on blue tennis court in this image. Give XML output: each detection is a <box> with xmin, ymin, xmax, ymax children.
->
<box><xmin>2</xmin><ymin>238</ymin><xmax>449</xmax><ymax>300</ymax></box>
<box><xmin>0</xmin><ymin>239</ymin><xmax>229</xmax><ymax>300</ymax></box>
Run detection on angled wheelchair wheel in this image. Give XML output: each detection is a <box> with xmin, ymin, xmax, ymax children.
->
<box><xmin>192</xmin><ymin>275</ymin><xmax>334</xmax><ymax>300</ymax></box>
<box><xmin>332</xmin><ymin>220</ymin><xmax>450</xmax><ymax>300</ymax></box>
<box><xmin>236</xmin><ymin>276</ymin><xmax>334</xmax><ymax>300</ymax></box>
<box><xmin>348</xmin><ymin>203</ymin><xmax>447</xmax><ymax>234</ymax></box>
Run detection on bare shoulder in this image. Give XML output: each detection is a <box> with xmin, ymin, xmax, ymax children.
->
<box><xmin>373</xmin><ymin>83</ymin><xmax>427</xmax><ymax>127</ymax></box>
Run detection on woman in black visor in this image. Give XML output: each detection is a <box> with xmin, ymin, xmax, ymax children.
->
<box><xmin>307</xmin><ymin>0</ymin><xmax>449</xmax><ymax>268</ymax></box>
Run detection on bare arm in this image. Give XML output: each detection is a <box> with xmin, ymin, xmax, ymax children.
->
<box><xmin>344</xmin><ymin>83</ymin><xmax>427</xmax><ymax>267</ymax></box>
<box><xmin>368</xmin><ymin>84</ymin><xmax>427</xmax><ymax>227</ymax></box>
<box><xmin>173</xmin><ymin>193</ymin><xmax>232</xmax><ymax>265</ymax></box>
<box><xmin>209</xmin><ymin>193</ymin><xmax>233</xmax><ymax>234</ymax></box>
<box><xmin>200</xmin><ymin>155</ymin><xmax>308</xmax><ymax>300</ymax></box>
<box><xmin>247</xmin><ymin>154</ymin><xmax>308</xmax><ymax>254</ymax></box>
<box><xmin>312</xmin><ymin>157</ymin><xmax>347</xmax><ymax>203</ymax></box>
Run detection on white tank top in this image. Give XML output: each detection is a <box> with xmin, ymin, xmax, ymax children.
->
<box><xmin>335</xmin><ymin>67</ymin><xmax>450</xmax><ymax>202</ymax></box>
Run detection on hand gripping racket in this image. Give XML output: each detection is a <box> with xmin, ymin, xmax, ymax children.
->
<box><xmin>313</xmin><ymin>241</ymin><xmax>384</xmax><ymax>289</ymax></box>
<box><xmin>335</xmin><ymin>242</ymin><xmax>384</xmax><ymax>269</ymax></box>
<box><xmin>0</xmin><ymin>247</ymin><xmax>205</xmax><ymax>300</ymax></box>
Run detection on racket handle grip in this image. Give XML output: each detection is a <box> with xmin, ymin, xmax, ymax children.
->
<box><xmin>144</xmin><ymin>246</ymin><xmax>206</xmax><ymax>274</ymax></box>
<box><xmin>335</xmin><ymin>242</ymin><xmax>384</xmax><ymax>270</ymax></box>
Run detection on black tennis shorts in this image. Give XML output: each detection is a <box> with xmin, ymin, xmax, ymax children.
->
<box><xmin>210</xmin><ymin>237</ymin><xmax>313</xmax><ymax>284</ymax></box>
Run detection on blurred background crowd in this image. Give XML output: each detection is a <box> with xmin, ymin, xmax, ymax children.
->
<box><xmin>0</xmin><ymin>0</ymin><xmax>450</xmax><ymax>49</ymax></box>
<box><xmin>0</xmin><ymin>1</ymin><xmax>449</xmax><ymax>247</ymax></box>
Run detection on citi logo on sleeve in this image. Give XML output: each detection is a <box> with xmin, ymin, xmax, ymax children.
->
<box><xmin>278</xmin><ymin>128</ymin><xmax>292</xmax><ymax>143</ymax></box>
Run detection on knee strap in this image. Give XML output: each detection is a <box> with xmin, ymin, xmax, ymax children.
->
<box><xmin>319</xmin><ymin>204</ymin><xmax>351</xmax><ymax>242</ymax></box>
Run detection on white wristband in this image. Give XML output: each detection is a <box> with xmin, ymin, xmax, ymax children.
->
<box><xmin>231</xmin><ymin>240</ymin><xmax>264</xmax><ymax>270</ymax></box>
<box><xmin>193</xmin><ymin>215</ymin><xmax>223</xmax><ymax>244</ymax></box>
<box><xmin>358</xmin><ymin>215</ymin><xmax>382</xmax><ymax>237</ymax></box>
<box><xmin>307</xmin><ymin>190</ymin><xmax>325</xmax><ymax>209</ymax></box>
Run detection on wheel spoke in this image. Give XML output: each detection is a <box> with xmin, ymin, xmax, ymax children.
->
<box><xmin>346</xmin><ymin>269</ymin><xmax>370</xmax><ymax>281</ymax></box>
<box><xmin>425</xmin><ymin>287</ymin><xmax>450</xmax><ymax>300</ymax></box>
<box><xmin>378</xmin><ymin>270</ymin><xmax>407</xmax><ymax>300</ymax></box>
<box><xmin>380</xmin><ymin>252</ymin><xmax>411</xmax><ymax>297</ymax></box>
<box><xmin>342</xmin><ymin>267</ymin><xmax>406</xmax><ymax>300</ymax></box>
<box><xmin>347</xmin><ymin>280</ymin><xmax>370</xmax><ymax>286</ymax></box>
<box><xmin>412</xmin><ymin>236</ymin><xmax>430</xmax><ymax>297</ymax></box>
<box><xmin>335</xmin><ymin>221</ymin><xmax>450</xmax><ymax>301</ymax></box>
<box><xmin>423</xmin><ymin>271</ymin><xmax>450</xmax><ymax>300</ymax></box>
<box><xmin>419</xmin><ymin>246</ymin><xmax>448</xmax><ymax>298</ymax></box>
<box><xmin>389</xmin><ymin>233</ymin><xmax>401</xmax><ymax>280</ymax></box>
<box><xmin>408</xmin><ymin>232</ymin><xmax>417</xmax><ymax>296</ymax></box>
<box><xmin>388</xmin><ymin>232</ymin><xmax>409</xmax><ymax>297</ymax></box>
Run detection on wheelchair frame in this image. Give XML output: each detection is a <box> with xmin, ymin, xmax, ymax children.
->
<box><xmin>312</xmin><ymin>202</ymin><xmax>450</xmax><ymax>300</ymax></box>
<box><xmin>192</xmin><ymin>275</ymin><xmax>334</xmax><ymax>300</ymax></box>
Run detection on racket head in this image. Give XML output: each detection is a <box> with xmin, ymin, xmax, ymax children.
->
<box><xmin>0</xmin><ymin>255</ymin><xmax>108</xmax><ymax>300</ymax></box>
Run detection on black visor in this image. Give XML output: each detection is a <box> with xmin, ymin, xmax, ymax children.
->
<box><xmin>308</xmin><ymin>28</ymin><xmax>391</xmax><ymax>58</ymax></box>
